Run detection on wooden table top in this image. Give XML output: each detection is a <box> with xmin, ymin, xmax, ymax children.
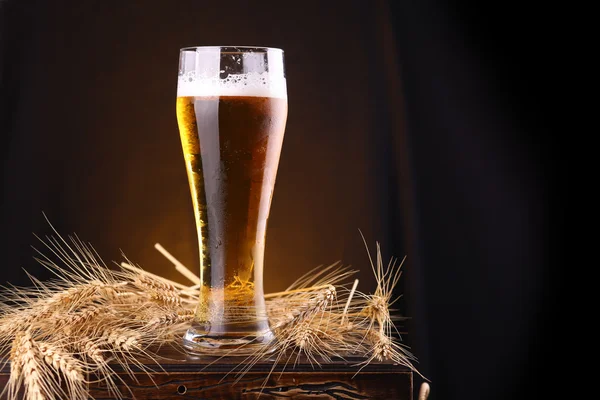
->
<box><xmin>1</xmin><ymin>343</ymin><xmax>414</xmax><ymax>399</ymax></box>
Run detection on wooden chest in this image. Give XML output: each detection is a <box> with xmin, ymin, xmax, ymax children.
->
<box><xmin>1</xmin><ymin>346</ymin><xmax>413</xmax><ymax>399</ymax></box>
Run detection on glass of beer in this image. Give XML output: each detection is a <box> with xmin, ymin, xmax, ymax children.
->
<box><xmin>176</xmin><ymin>46</ymin><xmax>287</xmax><ymax>355</ymax></box>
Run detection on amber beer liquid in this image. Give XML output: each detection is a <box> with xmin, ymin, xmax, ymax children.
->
<box><xmin>176</xmin><ymin>59</ymin><xmax>287</xmax><ymax>352</ymax></box>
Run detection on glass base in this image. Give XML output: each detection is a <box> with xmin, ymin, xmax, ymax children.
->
<box><xmin>182</xmin><ymin>323</ymin><xmax>276</xmax><ymax>357</ymax></box>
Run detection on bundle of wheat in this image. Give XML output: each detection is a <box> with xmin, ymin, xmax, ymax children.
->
<box><xmin>0</xmin><ymin>225</ymin><xmax>422</xmax><ymax>400</ymax></box>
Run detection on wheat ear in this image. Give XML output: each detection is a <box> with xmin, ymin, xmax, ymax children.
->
<box><xmin>13</xmin><ymin>331</ymin><xmax>52</xmax><ymax>400</ymax></box>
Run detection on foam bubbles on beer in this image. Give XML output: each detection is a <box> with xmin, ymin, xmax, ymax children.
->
<box><xmin>177</xmin><ymin>71</ymin><xmax>287</xmax><ymax>99</ymax></box>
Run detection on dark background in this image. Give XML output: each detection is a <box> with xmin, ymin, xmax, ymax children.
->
<box><xmin>1</xmin><ymin>1</ymin><xmax>550</xmax><ymax>399</ymax></box>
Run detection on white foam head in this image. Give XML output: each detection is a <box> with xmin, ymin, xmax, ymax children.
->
<box><xmin>177</xmin><ymin>71</ymin><xmax>287</xmax><ymax>99</ymax></box>
<box><xmin>177</xmin><ymin>48</ymin><xmax>287</xmax><ymax>99</ymax></box>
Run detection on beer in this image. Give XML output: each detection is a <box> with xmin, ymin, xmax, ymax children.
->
<box><xmin>176</xmin><ymin>58</ymin><xmax>287</xmax><ymax>352</ymax></box>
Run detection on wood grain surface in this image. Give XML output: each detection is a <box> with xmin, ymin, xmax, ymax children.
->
<box><xmin>0</xmin><ymin>345</ymin><xmax>413</xmax><ymax>399</ymax></box>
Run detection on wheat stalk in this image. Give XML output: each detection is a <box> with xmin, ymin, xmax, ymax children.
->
<box><xmin>38</xmin><ymin>342</ymin><xmax>84</xmax><ymax>382</ymax></box>
<box><xmin>18</xmin><ymin>334</ymin><xmax>45</xmax><ymax>400</ymax></box>
<box><xmin>145</xmin><ymin>309</ymin><xmax>194</xmax><ymax>330</ymax></box>
<box><xmin>133</xmin><ymin>275</ymin><xmax>183</xmax><ymax>306</ymax></box>
<box><xmin>5</xmin><ymin>335</ymin><xmax>23</xmax><ymax>400</ymax></box>
<box><xmin>11</xmin><ymin>331</ymin><xmax>51</xmax><ymax>400</ymax></box>
<box><xmin>269</xmin><ymin>284</ymin><xmax>336</xmax><ymax>330</ymax></box>
<box><xmin>36</xmin><ymin>341</ymin><xmax>89</xmax><ymax>399</ymax></box>
<box><xmin>73</xmin><ymin>338</ymin><xmax>104</xmax><ymax>364</ymax></box>
<box><xmin>101</xmin><ymin>328</ymin><xmax>141</xmax><ymax>352</ymax></box>
<box><xmin>59</xmin><ymin>306</ymin><xmax>105</xmax><ymax>336</ymax></box>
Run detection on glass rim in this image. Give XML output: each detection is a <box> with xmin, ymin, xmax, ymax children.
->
<box><xmin>179</xmin><ymin>46</ymin><xmax>283</xmax><ymax>54</ymax></box>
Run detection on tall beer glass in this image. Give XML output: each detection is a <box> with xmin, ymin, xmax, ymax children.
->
<box><xmin>176</xmin><ymin>46</ymin><xmax>287</xmax><ymax>355</ymax></box>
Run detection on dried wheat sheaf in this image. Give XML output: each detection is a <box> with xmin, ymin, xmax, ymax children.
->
<box><xmin>0</xmin><ymin>226</ymin><xmax>423</xmax><ymax>399</ymax></box>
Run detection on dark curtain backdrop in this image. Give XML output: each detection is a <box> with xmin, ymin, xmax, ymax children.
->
<box><xmin>1</xmin><ymin>1</ymin><xmax>549</xmax><ymax>400</ymax></box>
